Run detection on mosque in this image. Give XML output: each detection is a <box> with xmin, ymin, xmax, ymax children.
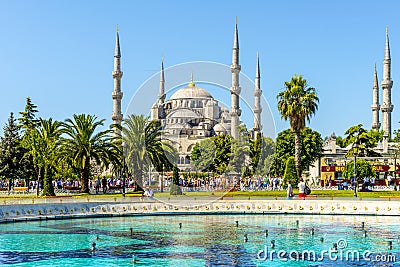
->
<box><xmin>110</xmin><ymin>22</ymin><xmax>263</xmax><ymax>171</ymax></box>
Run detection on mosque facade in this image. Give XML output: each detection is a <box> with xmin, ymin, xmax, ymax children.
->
<box><xmin>111</xmin><ymin>21</ymin><xmax>263</xmax><ymax>171</ymax></box>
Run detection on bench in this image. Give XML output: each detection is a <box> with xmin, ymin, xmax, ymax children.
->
<box><xmin>13</xmin><ymin>187</ymin><xmax>29</xmax><ymax>193</ymax></box>
<box><xmin>64</xmin><ymin>186</ymin><xmax>81</xmax><ymax>191</ymax></box>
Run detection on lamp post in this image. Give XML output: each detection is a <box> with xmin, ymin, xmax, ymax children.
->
<box><xmin>160</xmin><ymin>164</ymin><xmax>164</xmax><ymax>193</ymax></box>
<box><xmin>353</xmin><ymin>143</ymin><xmax>358</xmax><ymax>198</ymax></box>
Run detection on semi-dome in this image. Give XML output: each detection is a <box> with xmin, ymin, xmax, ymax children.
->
<box><xmin>167</xmin><ymin>108</ymin><xmax>202</xmax><ymax>119</ymax></box>
<box><xmin>170</xmin><ymin>77</ymin><xmax>213</xmax><ymax>100</ymax></box>
<box><xmin>213</xmin><ymin>122</ymin><xmax>230</xmax><ymax>134</ymax></box>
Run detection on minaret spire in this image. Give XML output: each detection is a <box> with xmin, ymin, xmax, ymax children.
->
<box><xmin>381</xmin><ymin>26</ymin><xmax>394</xmax><ymax>139</ymax></box>
<box><xmin>230</xmin><ymin>17</ymin><xmax>242</xmax><ymax>139</ymax></box>
<box><xmin>112</xmin><ymin>25</ymin><xmax>123</xmax><ymax>135</ymax></box>
<box><xmin>371</xmin><ymin>64</ymin><xmax>380</xmax><ymax>130</ymax></box>
<box><xmin>158</xmin><ymin>57</ymin><xmax>166</xmax><ymax>104</ymax></box>
<box><xmin>114</xmin><ymin>24</ymin><xmax>121</xmax><ymax>58</ymax></box>
<box><xmin>252</xmin><ymin>53</ymin><xmax>262</xmax><ymax>138</ymax></box>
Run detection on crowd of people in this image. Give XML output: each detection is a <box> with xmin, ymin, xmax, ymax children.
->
<box><xmin>0</xmin><ymin>173</ymin><xmax>398</xmax><ymax>194</ymax></box>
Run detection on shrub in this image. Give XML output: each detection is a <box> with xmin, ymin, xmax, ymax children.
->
<box><xmin>283</xmin><ymin>156</ymin><xmax>298</xmax><ymax>187</ymax></box>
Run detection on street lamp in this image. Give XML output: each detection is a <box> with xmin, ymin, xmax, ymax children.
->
<box><xmin>160</xmin><ymin>164</ymin><xmax>164</xmax><ymax>193</ymax></box>
<box><xmin>353</xmin><ymin>143</ymin><xmax>358</xmax><ymax>198</ymax></box>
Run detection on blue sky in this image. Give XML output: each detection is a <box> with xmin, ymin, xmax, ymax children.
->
<box><xmin>1</xmin><ymin>0</ymin><xmax>400</xmax><ymax>138</ymax></box>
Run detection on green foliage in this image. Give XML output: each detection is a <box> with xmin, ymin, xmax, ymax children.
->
<box><xmin>170</xmin><ymin>165</ymin><xmax>182</xmax><ymax>195</ymax></box>
<box><xmin>190</xmin><ymin>134</ymin><xmax>231</xmax><ymax>174</ymax></box>
<box><xmin>227</xmin><ymin>126</ymin><xmax>250</xmax><ymax>175</ymax></box>
<box><xmin>0</xmin><ymin>113</ymin><xmax>24</xmax><ymax>181</ymax></box>
<box><xmin>277</xmin><ymin>74</ymin><xmax>319</xmax><ymax>177</ymax></box>
<box><xmin>191</xmin><ymin>138</ymin><xmax>216</xmax><ymax>171</ymax></box>
<box><xmin>60</xmin><ymin>114</ymin><xmax>119</xmax><ymax>193</ymax></box>
<box><xmin>272</xmin><ymin>128</ymin><xmax>323</xmax><ymax>176</ymax></box>
<box><xmin>18</xmin><ymin>97</ymin><xmax>39</xmax><ymax>133</ymax></box>
<box><xmin>122</xmin><ymin>115</ymin><xmax>176</xmax><ymax>189</ymax></box>
<box><xmin>343</xmin><ymin>159</ymin><xmax>374</xmax><ymax>184</ymax></box>
<box><xmin>283</xmin><ymin>156</ymin><xmax>298</xmax><ymax>188</ymax></box>
<box><xmin>335</xmin><ymin>136</ymin><xmax>345</xmax><ymax>148</ymax></box>
<box><xmin>343</xmin><ymin>124</ymin><xmax>382</xmax><ymax>157</ymax></box>
<box><xmin>252</xmin><ymin>136</ymin><xmax>275</xmax><ymax>176</ymax></box>
<box><xmin>172</xmin><ymin>165</ymin><xmax>179</xmax><ymax>185</ymax></box>
<box><xmin>18</xmin><ymin>97</ymin><xmax>39</xmax><ymax>182</ymax></box>
<box><xmin>392</xmin><ymin>128</ymin><xmax>400</xmax><ymax>142</ymax></box>
<box><xmin>22</xmin><ymin>118</ymin><xmax>61</xmax><ymax>196</ymax></box>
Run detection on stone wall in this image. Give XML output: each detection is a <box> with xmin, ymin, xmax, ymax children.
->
<box><xmin>1</xmin><ymin>199</ymin><xmax>400</xmax><ymax>223</ymax></box>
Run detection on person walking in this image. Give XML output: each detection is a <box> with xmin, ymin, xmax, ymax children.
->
<box><xmin>298</xmin><ymin>178</ymin><xmax>306</xmax><ymax>200</ymax></box>
<box><xmin>286</xmin><ymin>181</ymin><xmax>293</xmax><ymax>199</ymax></box>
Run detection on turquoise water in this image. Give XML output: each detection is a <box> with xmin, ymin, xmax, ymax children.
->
<box><xmin>0</xmin><ymin>214</ymin><xmax>399</xmax><ymax>266</ymax></box>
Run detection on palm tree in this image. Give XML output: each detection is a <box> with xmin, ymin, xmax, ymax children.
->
<box><xmin>60</xmin><ymin>114</ymin><xmax>119</xmax><ymax>193</ymax></box>
<box><xmin>22</xmin><ymin>118</ymin><xmax>61</xmax><ymax>196</ymax></box>
<box><xmin>277</xmin><ymin>74</ymin><xmax>319</xmax><ymax>178</ymax></box>
<box><xmin>121</xmin><ymin>115</ymin><xmax>175</xmax><ymax>190</ymax></box>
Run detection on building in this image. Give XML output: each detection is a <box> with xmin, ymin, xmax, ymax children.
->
<box><xmin>112</xmin><ymin>21</ymin><xmax>263</xmax><ymax>171</ymax></box>
<box><xmin>308</xmin><ymin>28</ymin><xmax>397</xmax><ymax>184</ymax></box>
<box><xmin>149</xmin><ymin>21</ymin><xmax>263</xmax><ymax>170</ymax></box>
<box><xmin>372</xmin><ymin>27</ymin><xmax>394</xmax><ymax>141</ymax></box>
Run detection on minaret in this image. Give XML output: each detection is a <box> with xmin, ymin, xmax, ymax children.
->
<box><xmin>158</xmin><ymin>57</ymin><xmax>166</xmax><ymax>105</ymax></box>
<box><xmin>252</xmin><ymin>53</ymin><xmax>262</xmax><ymax>138</ymax></box>
<box><xmin>230</xmin><ymin>18</ymin><xmax>242</xmax><ymax>139</ymax></box>
<box><xmin>112</xmin><ymin>25</ymin><xmax>123</xmax><ymax>134</ymax></box>
<box><xmin>381</xmin><ymin>27</ymin><xmax>394</xmax><ymax>138</ymax></box>
<box><xmin>371</xmin><ymin>64</ymin><xmax>381</xmax><ymax>130</ymax></box>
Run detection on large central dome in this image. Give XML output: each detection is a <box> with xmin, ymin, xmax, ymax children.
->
<box><xmin>170</xmin><ymin>79</ymin><xmax>213</xmax><ymax>100</ymax></box>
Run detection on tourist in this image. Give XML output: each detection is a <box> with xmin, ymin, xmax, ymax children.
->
<box><xmin>298</xmin><ymin>178</ymin><xmax>306</xmax><ymax>200</ymax></box>
<box><xmin>343</xmin><ymin>181</ymin><xmax>348</xmax><ymax>190</ymax></box>
<box><xmin>95</xmin><ymin>178</ymin><xmax>101</xmax><ymax>194</ymax></box>
<box><xmin>286</xmin><ymin>181</ymin><xmax>293</xmax><ymax>199</ymax></box>
<box><xmin>387</xmin><ymin>174</ymin><xmax>393</xmax><ymax>186</ymax></box>
<box><xmin>101</xmin><ymin>177</ymin><xmax>107</xmax><ymax>194</ymax></box>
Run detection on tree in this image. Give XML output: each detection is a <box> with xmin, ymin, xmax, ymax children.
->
<box><xmin>251</xmin><ymin>135</ymin><xmax>275</xmax><ymax>176</ymax></box>
<box><xmin>277</xmin><ymin>74</ymin><xmax>319</xmax><ymax>178</ymax></box>
<box><xmin>60</xmin><ymin>114</ymin><xmax>119</xmax><ymax>193</ymax></box>
<box><xmin>191</xmin><ymin>138</ymin><xmax>216</xmax><ymax>172</ymax></box>
<box><xmin>283</xmin><ymin>156</ymin><xmax>298</xmax><ymax>188</ymax></box>
<box><xmin>249</xmin><ymin>132</ymin><xmax>262</xmax><ymax>175</ymax></box>
<box><xmin>170</xmin><ymin>165</ymin><xmax>182</xmax><ymax>195</ymax></box>
<box><xmin>343</xmin><ymin>159</ymin><xmax>374</xmax><ymax>184</ymax></box>
<box><xmin>18</xmin><ymin>97</ymin><xmax>39</xmax><ymax>133</ymax></box>
<box><xmin>0</xmin><ymin>113</ymin><xmax>24</xmax><ymax>189</ymax></box>
<box><xmin>272</xmin><ymin>128</ymin><xmax>323</xmax><ymax>176</ymax></box>
<box><xmin>22</xmin><ymin>118</ymin><xmax>61</xmax><ymax>196</ymax></box>
<box><xmin>18</xmin><ymin>97</ymin><xmax>39</xmax><ymax>184</ymax></box>
<box><xmin>343</xmin><ymin>124</ymin><xmax>382</xmax><ymax>157</ymax></box>
<box><xmin>210</xmin><ymin>134</ymin><xmax>232</xmax><ymax>174</ymax></box>
<box><xmin>227</xmin><ymin>126</ymin><xmax>250</xmax><ymax>176</ymax></box>
<box><xmin>122</xmin><ymin>115</ymin><xmax>175</xmax><ymax>190</ymax></box>
<box><xmin>257</xmin><ymin>137</ymin><xmax>275</xmax><ymax>176</ymax></box>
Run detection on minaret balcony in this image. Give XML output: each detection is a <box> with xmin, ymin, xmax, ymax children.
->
<box><xmin>230</xmin><ymin>86</ymin><xmax>241</xmax><ymax>95</ymax></box>
<box><xmin>372</xmin><ymin>122</ymin><xmax>381</xmax><ymax>129</ymax></box>
<box><xmin>371</xmin><ymin>104</ymin><xmax>380</xmax><ymax>110</ymax></box>
<box><xmin>230</xmin><ymin>65</ymin><xmax>241</xmax><ymax>72</ymax></box>
<box><xmin>112</xmin><ymin>91</ymin><xmax>123</xmax><ymax>100</ymax></box>
<box><xmin>253</xmin><ymin>106</ymin><xmax>262</xmax><ymax>113</ymax></box>
<box><xmin>112</xmin><ymin>114</ymin><xmax>123</xmax><ymax>121</ymax></box>
<box><xmin>254</xmin><ymin>90</ymin><xmax>262</xmax><ymax>97</ymax></box>
<box><xmin>112</xmin><ymin>70</ymin><xmax>123</xmax><ymax>79</ymax></box>
<box><xmin>230</xmin><ymin>108</ymin><xmax>242</xmax><ymax>116</ymax></box>
<box><xmin>380</xmin><ymin>104</ymin><xmax>393</xmax><ymax>112</ymax></box>
<box><xmin>381</xmin><ymin>80</ymin><xmax>393</xmax><ymax>88</ymax></box>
